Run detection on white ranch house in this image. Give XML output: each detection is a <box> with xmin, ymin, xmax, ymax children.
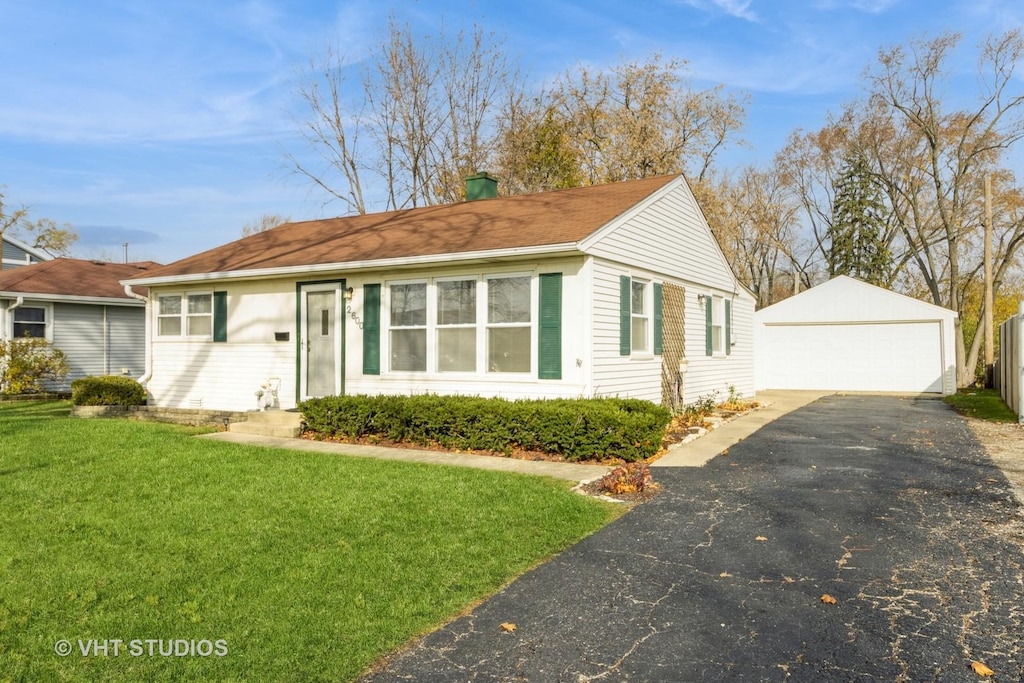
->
<box><xmin>125</xmin><ymin>174</ymin><xmax>755</xmax><ymax>411</ymax></box>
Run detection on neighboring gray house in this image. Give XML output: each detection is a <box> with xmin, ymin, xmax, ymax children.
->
<box><xmin>2</xmin><ymin>234</ymin><xmax>51</xmax><ymax>270</ymax></box>
<box><xmin>0</xmin><ymin>258</ymin><xmax>161</xmax><ymax>390</ymax></box>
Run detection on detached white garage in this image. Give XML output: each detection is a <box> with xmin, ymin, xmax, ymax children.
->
<box><xmin>754</xmin><ymin>276</ymin><xmax>957</xmax><ymax>395</ymax></box>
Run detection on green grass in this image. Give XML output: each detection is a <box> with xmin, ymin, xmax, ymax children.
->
<box><xmin>944</xmin><ymin>388</ymin><xmax>1019</xmax><ymax>423</ymax></box>
<box><xmin>0</xmin><ymin>401</ymin><xmax>619</xmax><ymax>682</ymax></box>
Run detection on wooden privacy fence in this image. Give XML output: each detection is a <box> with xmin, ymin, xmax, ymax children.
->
<box><xmin>995</xmin><ymin>301</ymin><xmax>1024</xmax><ymax>423</ymax></box>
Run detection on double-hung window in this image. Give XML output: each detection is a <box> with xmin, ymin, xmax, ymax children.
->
<box><xmin>630</xmin><ymin>280</ymin><xmax>649</xmax><ymax>353</ymax></box>
<box><xmin>703</xmin><ymin>294</ymin><xmax>731</xmax><ymax>356</ymax></box>
<box><xmin>436</xmin><ymin>279</ymin><xmax>476</xmax><ymax>372</ymax></box>
<box><xmin>13</xmin><ymin>306</ymin><xmax>48</xmax><ymax>339</ymax></box>
<box><xmin>389</xmin><ymin>282</ymin><xmax>427</xmax><ymax>371</ymax></box>
<box><xmin>620</xmin><ymin>275</ymin><xmax>662</xmax><ymax>357</ymax></box>
<box><xmin>711</xmin><ymin>295</ymin><xmax>724</xmax><ymax>354</ymax></box>
<box><xmin>487</xmin><ymin>275</ymin><xmax>531</xmax><ymax>373</ymax></box>
<box><xmin>157</xmin><ymin>293</ymin><xmax>213</xmax><ymax>337</ymax></box>
<box><xmin>385</xmin><ymin>275</ymin><xmax>536</xmax><ymax>375</ymax></box>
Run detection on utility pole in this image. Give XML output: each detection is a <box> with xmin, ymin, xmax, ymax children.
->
<box><xmin>984</xmin><ymin>174</ymin><xmax>994</xmax><ymax>388</ymax></box>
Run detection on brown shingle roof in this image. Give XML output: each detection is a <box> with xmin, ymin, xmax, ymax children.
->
<box><xmin>133</xmin><ymin>175</ymin><xmax>680</xmax><ymax>281</ymax></box>
<box><xmin>0</xmin><ymin>258</ymin><xmax>162</xmax><ymax>299</ymax></box>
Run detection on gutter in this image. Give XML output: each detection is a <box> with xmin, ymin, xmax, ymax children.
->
<box><xmin>123</xmin><ymin>284</ymin><xmax>153</xmax><ymax>386</ymax></box>
<box><xmin>124</xmin><ymin>242</ymin><xmax>583</xmax><ymax>287</ymax></box>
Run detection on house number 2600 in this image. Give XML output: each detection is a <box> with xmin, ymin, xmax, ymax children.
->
<box><xmin>346</xmin><ymin>304</ymin><xmax>363</xmax><ymax>329</ymax></box>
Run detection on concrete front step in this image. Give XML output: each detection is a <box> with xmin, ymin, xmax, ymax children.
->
<box><xmin>228</xmin><ymin>410</ymin><xmax>303</xmax><ymax>438</ymax></box>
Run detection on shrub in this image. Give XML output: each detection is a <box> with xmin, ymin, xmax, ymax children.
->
<box><xmin>299</xmin><ymin>394</ymin><xmax>672</xmax><ymax>462</ymax></box>
<box><xmin>678</xmin><ymin>392</ymin><xmax>719</xmax><ymax>427</ymax></box>
<box><xmin>71</xmin><ymin>375</ymin><xmax>147</xmax><ymax>406</ymax></box>
<box><xmin>0</xmin><ymin>337</ymin><xmax>69</xmax><ymax>394</ymax></box>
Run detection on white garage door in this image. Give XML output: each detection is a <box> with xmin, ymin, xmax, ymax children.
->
<box><xmin>761</xmin><ymin>322</ymin><xmax>944</xmax><ymax>393</ymax></box>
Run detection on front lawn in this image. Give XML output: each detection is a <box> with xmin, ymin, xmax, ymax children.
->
<box><xmin>0</xmin><ymin>401</ymin><xmax>618</xmax><ymax>682</ymax></box>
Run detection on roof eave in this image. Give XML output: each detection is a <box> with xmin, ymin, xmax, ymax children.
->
<box><xmin>0</xmin><ymin>291</ymin><xmax>145</xmax><ymax>306</ymax></box>
<box><xmin>125</xmin><ymin>242</ymin><xmax>584</xmax><ymax>287</ymax></box>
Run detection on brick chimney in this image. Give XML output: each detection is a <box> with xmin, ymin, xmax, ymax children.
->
<box><xmin>465</xmin><ymin>172</ymin><xmax>498</xmax><ymax>201</ymax></box>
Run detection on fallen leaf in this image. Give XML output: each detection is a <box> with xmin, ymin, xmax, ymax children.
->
<box><xmin>719</xmin><ymin>572</ymin><xmax>732</xmax><ymax>578</ymax></box>
<box><xmin>820</xmin><ymin>594</ymin><xmax>838</xmax><ymax>605</ymax></box>
<box><xmin>755</xmin><ymin>536</ymin><xmax>768</xmax><ymax>542</ymax></box>
<box><xmin>500</xmin><ymin>622</ymin><xmax>517</xmax><ymax>633</ymax></box>
<box><xmin>971</xmin><ymin>660</ymin><xmax>994</xmax><ymax>676</ymax></box>
<box><xmin>721</xmin><ymin>449</ymin><xmax>729</xmax><ymax>455</ymax></box>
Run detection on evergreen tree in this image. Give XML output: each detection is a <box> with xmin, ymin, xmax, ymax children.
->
<box><xmin>828</xmin><ymin>153</ymin><xmax>892</xmax><ymax>285</ymax></box>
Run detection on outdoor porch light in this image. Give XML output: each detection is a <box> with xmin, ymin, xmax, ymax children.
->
<box><xmin>344</xmin><ymin>287</ymin><xmax>354</xmax><ymax>301</ymax></box>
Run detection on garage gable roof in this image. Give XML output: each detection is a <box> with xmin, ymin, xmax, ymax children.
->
<box><xmin>754</xmin><ymin>276</ymin><xmax>957</xmax><ymax>324</ymax></box>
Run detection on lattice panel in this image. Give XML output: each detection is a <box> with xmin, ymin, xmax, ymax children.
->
<box><xmin>661</xmin><ymin>283</ymin><xmax>686</xmax><ymax>412</ymax></box>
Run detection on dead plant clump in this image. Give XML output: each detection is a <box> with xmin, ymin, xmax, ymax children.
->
<box><xmin>581</xmin><ymin>462</ymin><xmax>660</xmax><ymax>504</ymax></box>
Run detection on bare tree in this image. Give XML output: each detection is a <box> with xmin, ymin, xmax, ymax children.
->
<box><xmin>288</xmin><ymin>46</ymin><xmax>367</xmax><ymax>215</ymax></box>
<box><xmin>289</xmin><ymin>19</ymin><xmax>520</xmax><ymax>212</ymax></box>
<box><xmin>865</xmin><ymin>29</ymin><xmax>1024</xmax><ymax>386</ymax></box>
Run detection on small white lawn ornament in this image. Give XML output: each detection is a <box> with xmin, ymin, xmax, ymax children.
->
<box><xmin>255</xmin><ymin>381</ymin><xmax>275</xmax><ymax>411</ymax></box>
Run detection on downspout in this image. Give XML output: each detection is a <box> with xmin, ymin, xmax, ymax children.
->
<box><xmin>123</xmin><ymin>284</ymin><xmax>152</xmax><ymax>386</ymax></box>
<box><xmin>102</xmin><ymin>305</ymin><xmax>109</xmax><ymax>374</ymax></box>
<box><xmin>4</xmin><ymin>296</ymin><xmax>25</xmax><ymax>339</ymax></box>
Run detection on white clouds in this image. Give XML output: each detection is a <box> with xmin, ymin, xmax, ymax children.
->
<box><xmin>0</xmin><ymin>1</ymin><xmax>308</xmax><ymax>145</ymax></box>
<box><xmin>812</xmin><ymin>0</ymin><xmax>898</xmax><ymax>12</ymax></box>
<box><xmin>678</xmin><ymin>0</ymin><xmax>759</xmax><ymax>22</ymax></box>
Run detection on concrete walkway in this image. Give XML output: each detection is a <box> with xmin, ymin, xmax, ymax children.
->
<box><xmin>201</xmin><ymin>390</ymin><xmax>831</xmax><ymax>482</ymax></box>
<box><xmin>199</xmin><ymin>431</ymin><xmax>614</xmax><ymax>483</ymax></box>
<box><xmin>653</xmin><ymin>389</ymin><xmax>831</xmax><ymax>467</ymax></box>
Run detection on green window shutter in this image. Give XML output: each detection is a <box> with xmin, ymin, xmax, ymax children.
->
<box><xmin>725</xmin><ymin>299</ymin><xmax>732</xmax><ymax>356</ymax></box>
<box><xmin>704</xmin><ymin>295</ymin><xmax>713</xmax><ymax>356</ymax></box>
<box><xmin>653</xmin><ymin>283</ymin><xmax>663</xmax><ymax>356</ymax></box>
<box><xmin>619</xmin><ymin>275</ymin><xmax>631</xmax><ymax>356</ymax></box>
<box><xmin>362</xmin><ymin>284</ymin><xmax>381</xmax><ymax>375</ymax></box>
<box><xmin>538</xmin><ymin>273</ymin><xmax>562</xmax><ymax>380</ymax></box>
<box><xmin>213</xmin><ymin>291</ymin><xmax>227</xmax><ymax>342</ymax></box>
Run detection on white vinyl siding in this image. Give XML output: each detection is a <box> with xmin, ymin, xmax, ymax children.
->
<box><xmin>590</xmin><ymin>266</ymin><xmax>755</xmax><ymax>407</ymax></box>
<box><xmin>591</xmin><ymin>260</ymin><xmax>661</xmax><ymax>402</ymax></box>
<box><xmin>683</xmin><ymin>290</ymin><xmax>754</xmax><ymax>403</ymax></box>
<box><xmin>149</xmin><ymin>341</ymin><xmax>296</xmax><ymax>410</ymax></box>
<box><xmin>583</xmin><ymin>180</ymin><xmax>737</xmax><ymax>293</ymax></box>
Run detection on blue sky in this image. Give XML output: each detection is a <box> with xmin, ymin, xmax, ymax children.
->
<box><xmin>1</xmin><ymin>0</ymin><xmax>1020</xmax><ymax>264</ymax></box>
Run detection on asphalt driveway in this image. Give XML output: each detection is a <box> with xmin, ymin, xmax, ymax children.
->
<box><xmin>362</xmin><ymin>395</ymin><xmax>1024</xmax><ymax>682</ymax></box>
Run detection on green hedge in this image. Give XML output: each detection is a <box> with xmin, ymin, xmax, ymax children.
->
<box><xmin>299</xmin><ymin>394</ymin><xmax>672</xmax><ymax>462</ymax></box>
<box><xmin>71</xmin><ymin>375</ymin><xmax>147</xmax><ymax>406</ymax></box>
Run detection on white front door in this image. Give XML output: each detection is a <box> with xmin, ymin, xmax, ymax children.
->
<box><xmin>299</xmin><ymin>283</ymin><xmax>344</xmax><ymax>399</ymax></box>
